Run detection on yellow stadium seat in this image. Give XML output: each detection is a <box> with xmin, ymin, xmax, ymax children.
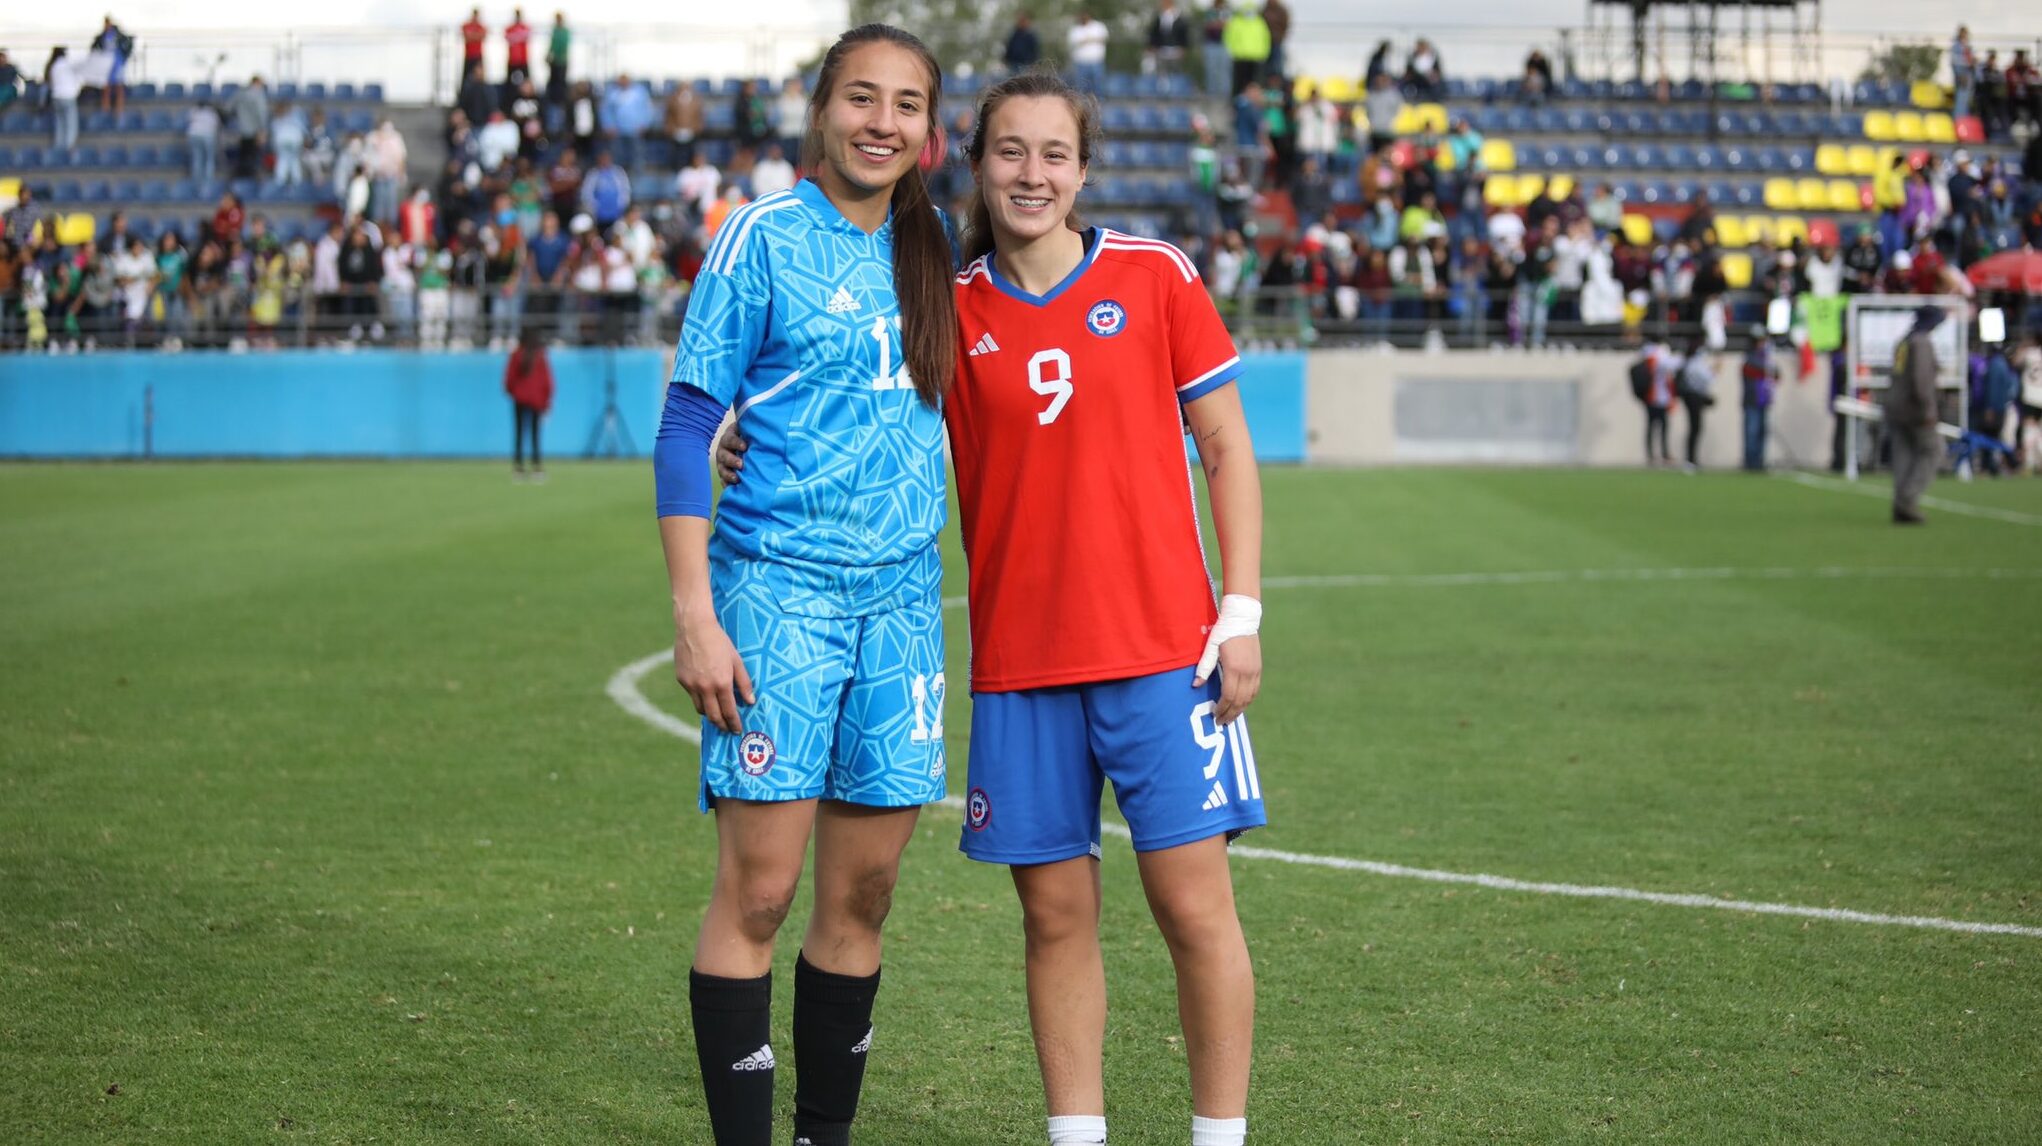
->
<box><xmin>1744</xmin><ymin>216</ymin><xmax>1776</xmax><ymax>246</ymax></box>
<box><xmin>1416</xmin><ymin>103</ymin><xmax>1450</xmax><ymax>134</ymax></box>
<box><xmin>1794</xmin><ymin>177</ymin><xmax>1829</xmax><ymax>210</ymax></box>
<box><xmin>1863</xmin><ymin>110</ymin><xmax>1896</xmax><ymax>141</ymax></box>
<box><xmin>1546</xmin><ymin>174</ymin><xmax>1575</xmax><ymax>201</ymax></box>
<box><xmin>1292</xmin><ymin>76</ymin><xmax>1315</xmax><ymax>101</ymax></box>
<box><xmin>1720</xmin><ymin>252</ymin><xmax>1753</xmax><ymax>290</ymax></box>
<box><xmin>1774</xmin><ymin>216</ymin><xmax>1808</xmax><ymax>247</ymax></box>
<box><xmin>1815</xmin><ymin>143</ymin><xmax>1850</xmax><ymax>176</ymax></box>
<box><xmin>1392</xmin><ymin>104</ymin><xmax>1424</xmax><ymax>135</ymax></box>
<box><xmin>1514</xmin><ymin>174</ymin><xmax>1546</xmax><ymax>203</ymax></box>
<box><xmin>1924</xmin><ymin>112</ymin><xmax>1956</xmax><ymax>143</ymax></box>
<box><xmin>1435</xmin><ymin>144</ymin><xmax>1457</xmax><ymax>172</ymax></box>
<box><xmin>1892</xmin><ymin>111</ymin><xmax>1925</xmax><ymax>142</ymax></box>
<box><xmin>1826</xmin><ymin>179</ymin><xmax>1861</xmax><ymax>212</ymax></box>
<box><xmin>1910</xmin><ymin>80</ymin><xmax>1949</xmax><ymax>109</ymax></box>
<box><xmin>1715</xmin><ymin>216</ymin><xmax>1748</xmax><ymax>247</ymax></box>
<box><xmin>1483</xmin><ymin>177</ymin><xmax>1520</xmax><ymax>208</ymax></box>
<box><xmin>1763</xmin><ymin>178</ymin><xmax>1798</xmax><ymax>210</ymax></box>
<box><xmin>1846</xmin><ymin>144</ymin><xmax>1879</xmax><ymax>176</ymax></box>
<box><xmin>1621</xmin><ymin>214</ymin><xmax>1653</xmax><ymax>246</ymax></box>
<box><xmin>0</xmin><ymin>176</ymin><xmax>19</xmax><ymax>205</ymax></box>
<box><xmin>1319</xmin><ymin>76</ymin><xmax>1359</xmax><ymax>103</ymax></box>
<box><xmin>56</xmin><ymin>213</ymin><xmax>96</xmax><ymax>245</ymax></box>
<box><xmin>1480</xmin><ymin>139</ymin><xmax>1517</xmax><ymax>173</ymax></box>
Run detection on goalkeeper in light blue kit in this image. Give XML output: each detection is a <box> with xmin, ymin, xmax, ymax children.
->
<box><xmin>651</xmin><ymin>25</ymin><xmax>959</xmax><ymax>1146</ymax></box>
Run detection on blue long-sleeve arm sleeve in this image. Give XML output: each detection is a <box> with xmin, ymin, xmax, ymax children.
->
<box><xmin>653</xmin><ymin>382</ymin><xmax>728</xmax><ymax>518</ymax></box>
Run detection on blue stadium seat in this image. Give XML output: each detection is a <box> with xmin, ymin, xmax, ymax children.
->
<box><xmin>1132</xmin><ymin>104</ymin><xmax>1165</xmax><ymax>133</ymax></box>
<box><xmin>1567</xmin><ymin>146</ymin><xmax>1599</xmax><ymax>170</ymax></box>
<box><xmin>83</xmin><ymin>112</ymin><xmax>115</xmax><ymax>133</ymax></box>
<box><xmin>14</xmin><ymin>146</ymin><xmax>48</xmax><ymax>169</ymax></box>
<box><xmin>220</xmin><ymin>83</ymin><xmax>242</xmax><ymax>100</ymax></box>
<box><xmin>1161</xmin><ymin>105</ymin><xmax>1193</xmax><ymax>133</ymax></box>
<box><xmin>139</xmin><ymin>180</ymin><xmax>170</xmax><ymax>202</ymax></box>
<box><xmin>132</xmin><ymin>144</ymin><xmax>161</xmax><ymax>166</ymax></box>
<box><xmin>276</xmin><ymin>82</ymin><xmax>300</xmax><ymax>100</ymax></box>
<box><xmin>192</xmin><ymin>83</ymin><xmax>214</xmax><ymax>100</ymax></box>
<box><xmin>170</xmin><ymin>178</ymin><xmax>199</xmax><ymax>202</ymax></box>
<box><xmin>334</xmin><ymin>82</ymin><xmax>358</xmax><ymax>101</ymax></box>
<box><xmin>1442</xmin><ymin>78</ymin><xmax>1472</xmax><ymax>100</ymax></box>
<box><xmin>1536</xmin><ymin>147</ymin><xmax>1562</xmax><ymax>169</ymax></box>
<box><xmin>1615</xmin><ymin>80</ymin><xmax>1646</xmax><ymax>101</ymax></box>
<box><xmin>0</xmin><ymin>109</ymin><xmax>30</xmax><ymax>132</ymax></box>
<box><xmin>1637</xmin><ymin>180</ymin><xmax>1671</xmax><ymax>204</ymax></box>
<box><xmin>1652</xmin><ymin>217</ymin><xmax>1679</xmax><ymax>242</ymax></box>
<box><xmin>1609</xmin><ymin>181</ymin><xmax>1641</xmax><ymax>204</ymax></box>
<box><xmin>1726</xmin><ymin>182</ymin><xmax>1760</xmax><ymax>207</ymax></box>
<box><xmin>1561</xmin><ymin>79</ymin><xmax>1589</xmax><ymax>100</ymax></box>
<box><xmin>1330</xmin><ymin>180</ymin><xmax>1360</xmax><ymax>205</ymax></box>
<box><xmin>73</xmin><ymin>145</ymin><xmax>102</xmax><ymax>167</ymax></box>
<box><xmin>1677</xmin><ymin>79</ymin><xmax>1706</xmax><ymax>101</ymax></box>
<box><xmin>131</xmin><ymin>82</ymin><xmax>158</xmax><ymax>100</ymax></box>
<box><xmin>143</xmin><ymin>110</ymin><xmax>174</xmax><ymax>131</ymax></box>
<box><xmin>1673</xmin><ymin>109</ymin><xmax>1710</xmax><ymax>134</ymax></box>
<box><xmin>1720</xmin><ymin>146</ymin><xmax>1750</xmax><ymax>171</ymax></box>
<box><xmin>100</xmin><ymin>145</ymin><xmax>129</xmax><ymax>166</ymax></box>
<box><xmin>1666</xmin><ymin>180</ymin><xmax>1698</xmax><ymax>204</ymax></box>
<box><xmin>1662</xmin><ymin>144</ymin><xmax>1694</xmax><ymax>169</ymax></box>
<box><xmin>0</xmin><ymin>146</ymin><xmax>13</xmax><ymax>168</ymax></box>
<box><xmin>1691</xmin><ymin>145</ymin><xmax>1721</xmax><ymax>171</ymax></box>
<box><xmin>704</xmin><ymin>140</ymin><xmax>733</xmax><ymax>166</ymax></box>
<box><xmin>1103</xmin><ymin>73</ymin><xmax>1135</xmax><ymax>99</ymax></box>
<box><xmin>50</xmin><ymin>180</ymin><xmax>82</xmax><ymax>201</ymax></box>
<box><xmin>364</xmin><ymin>83</ymin><xmax>385</xmax><ymax>101</ymax></box>
<box><xmin>1561</xmin><ymin>108</ymin><xmax>1592</xmax><ymax>133</ymax></box>
<box><xmin>1600</xmin><ymin>145</ymin><xmax>1625</xmax><ymax>169</ymax></box>
<box><xmin>1468</xmin><ymin>107</ymin><xmax>1503</xmax><ymax>134</ymax></box>
<box><xmin>1631</xmin><ymin>144</ymin><xmax>1665</xmax><ymax>169</ymax></box>
<box><xmin>1529</xmin><ymin>108</ymin><xmax>1565</xmax><ymax>134</ymax></box>
<box><xmin>1702</xmin><ymin>180</ymin><xmax>1735</xmax><ymax>205</ymax></box>
<box><xmin>110</xmin><ymin>181</ymin><xmax>141</xmax><ymax>203</ymax></box>
<box><xmin>1101</xmin><ymin>105</ymin><xmax>1135</xmax><ymax>133</ymax></box>
<box><xmin>300</xmin><ymin>81</ymin><xmax>327</xmax><ymax>101</ymax></box>
<box><xmin>161</xmin><ymin>81</ymin><xmax>186</xmax><ymax>99</ymax></box>
<box><xmin>1789</xmin><ymin>83</ymin><xmax>1821</xmax><ymax>104</ymax></box>
<box><xmin>1774</xmin><ymin>111</ymin><xmax>1814</xmax><ymax>136</ymax></box>
<box><xmin>1783</xmin><ymin>147</ymin><xmax>1814</xmax><ymax>172</ymax></box>
<box><xmin>1752</xmin><ymin>147</ymin><xmax>1786</xmax><ymax>172</ymax></box>
<box><xmin>1827</xmin><ymin>112</ymin><xmax>1863</xmax><ymax>136</ymax></box>
<box><xmin>1588</xmin><ymin>80</ymin><xmax>1614</xmax><ymax>100</ymax></box>
<box><xmin>344</xmin><ymin>110</ymin><xmax>375</xmax><ymax>132</ymax></box>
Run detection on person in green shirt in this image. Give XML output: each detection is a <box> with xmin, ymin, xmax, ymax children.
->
<box><xmin>545</xmin><ymin>13</ymin><xmax>572</xmax><ymax>118</ymax></box>
<box><xmin>154</xmin><ymin>232</ymin><xmax>190</xmax><ymax>346</ymax></box>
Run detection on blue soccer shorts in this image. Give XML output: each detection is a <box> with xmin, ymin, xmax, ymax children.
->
<box><xmin>698</xmin><ymin>584</ymin><xmax>947</xmax><ymax>812</ymax></box>
<box><xmin>958</xmin><ymin>664</ymin><xmax>1266</xmax><ymax>864</ymax></box>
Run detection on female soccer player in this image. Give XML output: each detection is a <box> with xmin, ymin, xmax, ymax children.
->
<box><xmin>723</xmin><ymin>70</ymin><xmax>1266</xmax><ymax>1146</ymax></box>
<box><xmin>652</xmin><ymin>24</ymin><xmax>957</xmax><ymax>1146</ymax></box>
<box><xmin>948</xmin><ymin>72</ymin><xmax>1266</xmax><ymax>1146</ymax></box>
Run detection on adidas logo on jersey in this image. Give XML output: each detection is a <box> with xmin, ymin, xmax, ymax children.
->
<box><xmin>850</xmin><ymin>1026</ymin><xmax>873</xmax><ymax>1055</ymax></box>
<box><xmin>967</xmin><ymin>332</ymin><xmax>1000</xmax><ymax>357</ymax></box>
<box><xmin>1201</xmin><ymin>781</ymin><xmax>1230</xmax><ymax>811</ymax></box>
<box><xmin>731</xmin><ymin>1045</ymin><xmax>776</xmax><ymax>1072</ymax></box>
<box><xmin>826</xmin><ymin>287</ymin><xmax>861</xmax><ymax>315</ymax></box>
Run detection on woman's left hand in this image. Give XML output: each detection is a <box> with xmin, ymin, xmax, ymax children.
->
<box><xmin>1212</xmin><ymin>634</ymin><xmax>1261</xmax><ymax>726</ymax></box>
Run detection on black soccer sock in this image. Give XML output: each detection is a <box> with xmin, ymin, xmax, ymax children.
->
<box><xmin>690</xmin><ymin>968</ymin><xmax>775</xmax><ymax>1146</ymax></box>
<box><xmin>791</xmin><ymin>951</ymin><xmax>881</xmax><ymax>1146</ymax></box>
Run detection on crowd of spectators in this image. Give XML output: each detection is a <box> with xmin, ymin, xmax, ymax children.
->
<box><xmin>4</xmin><ymin>11</ymin><xmax>2040</xmax><ymax>356</ymax></box>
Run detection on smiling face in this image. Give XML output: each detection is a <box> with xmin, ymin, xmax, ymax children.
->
<box><xmin>972</xmin><ymin>95</ymin><xmax>1087</xmax><ymax>251</ymax></box>
<box><xmin>812</xmin><ymin>42</ymin><xmax>932</xmax><ymax>209</ymax></box>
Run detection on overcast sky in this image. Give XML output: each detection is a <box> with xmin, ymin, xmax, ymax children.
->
<box><xmin>4</xmin><ymin>2</ymin><xmax>2032</xmax><ymax>102</ymax></box>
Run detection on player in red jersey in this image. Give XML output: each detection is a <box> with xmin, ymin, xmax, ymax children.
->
<box><xmin>720</xmin><ymin>70</ymin><xmax>1265</xmax><ymax>1146</ymax></box>
<box><xmin>950</xmin><ymin>71</ymin><xmax>1264</xmax><ymax>1146</ymax></box>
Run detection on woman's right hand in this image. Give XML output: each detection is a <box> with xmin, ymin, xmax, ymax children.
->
<box><xmin>715</xmin><ymin>426</ymin><xmax>749</xmax><ymax>486</ymax></box>
<box><xmin>673</xmin><ymin>610</ymin><xmax>755</xmax><ymax>734</ymax></box>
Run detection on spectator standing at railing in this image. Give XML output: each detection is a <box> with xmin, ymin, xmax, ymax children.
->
<box><xmin>1260</xmin><ymin>0</ymin><xmax>1289</xmax><ymax>82</ymax></box>
<box><xmin>311</xmin><ymin>220</ymin><xmax>341</xmax><ymax>333</ymax></box>
<box><xmin>1067</xmin><ymin>10</ymin><xmax>1109</xmax><ymax>95</ymax></box>
<box><xmin>1295</xmin><ymin>83</ymin><xmax>1338</xmax><ymax>172</ymax></box>
<box><xmin>367</xmin><ymin>119</ymin><xmax>408</xmax><ymax>226</ymax></box>
<box><xmin>459</xmin><ymin>61</ymin><xmax>496</xmax><ymax>132</ymax></box>
<box><xmin>664</xmin><ymin>80</ymin><xmax>705</xmax><ymax>167</ymax></box>
<box><xmin>228</xmin><ymin>76</ymin><xmax>269</xmax><ymax>180</ymax></box>
<box><xmin>46</xmin><ymin>48</ymin><xmax>81</xmax><ymax>157</ymax></box>
<box><xmin>749</xmin><ymin>142</ymin><xmax>796</xmax><ymax>198</ymax></box>
<box><xmin>1950</xmin><ymin>26</ymin><xmax>1976</xmax><ymax>123</ymax></box>
<box><xmin>178</xmin><ymin>100</ymin><xmax>220</xmax><ymax>185</ymax></box>
<box><xmin>109</xmin><ymin>234</ymin><xmax>152</xmax><ymax>346</ymax></box>
<box><xmin>1977</xmin><ymin>50</ymin><xmax>2007</xmax><ymax>136</ymax></box>
<box><xmin>1222</xmin><ymin>3</ymin><xmax>1269</xmax><ymax>98</ymax></box>
<box><xmin>377</xmin><ymin>236</ymin><xmax>414</xmax><ymax>344</ymax></box>
<box><xmin>547</xmin><ymin>146</ymin><xmax>584</xmax><ymax>221</ymax></box>
<box><xmin>600</xmin><ymin>74</ymin><xmax>651</xmax><ymax>172</ymax></box>
<box><xmin>271</xmin><ymin>102</ymin><xmax>306</xmax><ymax>188</ymax></box>
<box><xmin>461</xmin><ymin>8</ymin><xmax>488</xmax><ymax>77</ymax></box>
<box><xmin>526</xmin><ymin>209</ymin><xmax>570</xmax><ymax>334</ymax></box>
<box><xmin>1146</xmin><ymin>0</ymin><xmax>1191</xmax><ymax>78</ymax></box>
<box><xmin>415</xmin><ymin>237</ymin><xmax>451</xmax><ymax>347</ymax></box>
<box><xmin>1232</xmin><ymin>81</ymin><xmax>1268</xmax><ymax>190</ymax></box>
<box><xmin>0</xmin><ymin>50</ymin><xmax>21</xmax><ymax>111</ymax></box>
<box><xmin>1404</xmin><ymin>39</ymin><xmax>1443</xmax><ymax>101</ymax></box>
<box><xmin>1198</xmin><ymin>2</ymin><xmax>1229</xmax><ymax>96</ymax></box>
<box><xmin>1003</xmin><ymin>13</ymin><xmax>1042</xmax><ymax>75</ymax></box>
<box><xmin>505</xmin><ymin>9</ymin><xmax>533</xmax><ymax>84</ymax></box>
<box><xmin>151</xmin><ymin>231</ymin><xmax>188</xmax><ymax>348</ymax></box>
<box><xmin>546</xmin><ymin>12</ymin><xmax>571</xmax><ymax>114</ymax></box>
<box><xmin>481</xmin><ymin>195</ymin><xmax>526</xmax><ymax>349</ymax></box>
<box><xmin>338</xmin><ymin>224</ymin><xmax>383</xmax><ymax>341</ymax></box>
<box><xmin>673</xmin><ymin>149</ymin><xmax>720</xmax><ymax>223</ymax></box>
<box><xmin>400</xmin><ymin>188</ymin><xmax>437</xmax><ymax>247</ymax></box>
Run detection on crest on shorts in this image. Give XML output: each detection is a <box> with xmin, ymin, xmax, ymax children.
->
<box><xmin>738</xmin><ymin>731</ymin><xmax>776</xmax><ymax>777</ymax></box>
<box><xmin>966</xmin><ymin>787</ymin><xmax>991</xmax><ymax>831</ymax></box>
<box><xmin>1085</xmin><ymin>299</ymin><xmax>1127</xmax><ymax>338</ymax></box>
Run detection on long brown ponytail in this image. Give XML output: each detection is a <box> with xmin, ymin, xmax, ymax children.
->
<box><xmin>807</xmin><ymin>24</ymin><xmax>957</xmax><ymax>408</ymax></box>
<box><xmin>962</xmin><ymin>70</ymin><xmax>1102</xmax><ymax>268</ymax></box>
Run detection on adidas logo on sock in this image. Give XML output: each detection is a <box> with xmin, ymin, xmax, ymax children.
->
<box><xmin>850</xmin><ymin>1026</ymin><xmax>872</xmax><ymax>1055</ymax></box>
<box><xmin>1200</xmin><ymin>781</ymin><xmax>1230</xmax><ymax>811</ymax></box>
<box><xmin>966</xmin><ymin>332</ymin><xmax>1000</xmax><ymax>356</ymax></box>
<box><xmin>826</xmin><ymin>287</ymin><xmax>861</xmax><ymax>315</ymax></box>
<box><xmin>731</xmin><ymin>1044</ymin><xmax>775</xmax><ymax>1072</ymax></box>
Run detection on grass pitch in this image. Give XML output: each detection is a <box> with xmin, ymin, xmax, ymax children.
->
<box><xmin>3</xmin><ymin>461</ymin><xmax>2039</xmax><ymax>1144</ymax></box>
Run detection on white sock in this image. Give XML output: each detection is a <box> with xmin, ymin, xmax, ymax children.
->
<box><xmin>1191</xmin><ymin>1114</ymin><xmax>1246</xmax><ymax>1146</ymax></box>
<box><xmin>1047</xmin><ymin>1113</ymin><xmax>1108</xmax><ymax>1144</ymax></box>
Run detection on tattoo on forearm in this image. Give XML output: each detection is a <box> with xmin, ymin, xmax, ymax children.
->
<box><xmin>1197</xmin><ymin>424</ymin><xmax>1224</xmax><ymax>444</ymax></box>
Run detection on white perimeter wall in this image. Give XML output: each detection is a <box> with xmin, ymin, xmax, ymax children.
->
<box><xmin>1305</xmin><ymin>349</ymin><xmax>1837</xmax><ymax>469</ymax></box>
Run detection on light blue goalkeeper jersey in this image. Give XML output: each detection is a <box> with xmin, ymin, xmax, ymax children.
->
<box><xmin>672</xmin><ymin>178</ymin><xmax>947</xmax><ymax>618</ymax></box>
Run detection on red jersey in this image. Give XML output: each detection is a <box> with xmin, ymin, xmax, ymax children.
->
<box><xmin>461</xmin><ymin>19</ymin><xmax>488</xmax><ymax>62</ymax></box>
<box><xmin>504</xmin><ymin>21</ymin><xmax>532</xmax><ymax>71</ymax></box>
<box><xmin>948</xmin><ymin>229</ymin><xmax>1242</xmax><ymax>693</ymax></box>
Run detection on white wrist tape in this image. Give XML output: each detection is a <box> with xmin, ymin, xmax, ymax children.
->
<box><xmin>1194</xmin><ymin>594</ymin><xmax>1262</xmax><ymax>684</ymax></box>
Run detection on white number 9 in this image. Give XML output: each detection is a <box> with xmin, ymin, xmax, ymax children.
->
<box><xmin>1027</xmin><ymin>348</ymin><xmax>1074</xmax><ymax>425</ymax></box>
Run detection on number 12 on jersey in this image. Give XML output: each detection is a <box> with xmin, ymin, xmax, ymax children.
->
<box><xmin>1027</xmin><ymin>348</ymin><xmax>1073</xmax><ymax>424</ymax></box>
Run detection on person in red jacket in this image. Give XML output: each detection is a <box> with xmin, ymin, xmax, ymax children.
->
<box><xmin>503</xmin><ymin>328</ymin><xmax>553</xmax><ymax>480</ymax></box>
<box><xmin>461</xmin><ymin>9</ymin><xmax>488</xmax><ymax>72</ymax></box>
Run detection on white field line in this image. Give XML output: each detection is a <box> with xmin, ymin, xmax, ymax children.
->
<box><xmin>1780</xmin><ymin>470</ymin><xmax>2042</xmax><ymax>526</ymax></box>
<box><xmin>606</xmin><ymin>640</ymin><xmax>2042</xmax><ymax>940</ymax></box>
